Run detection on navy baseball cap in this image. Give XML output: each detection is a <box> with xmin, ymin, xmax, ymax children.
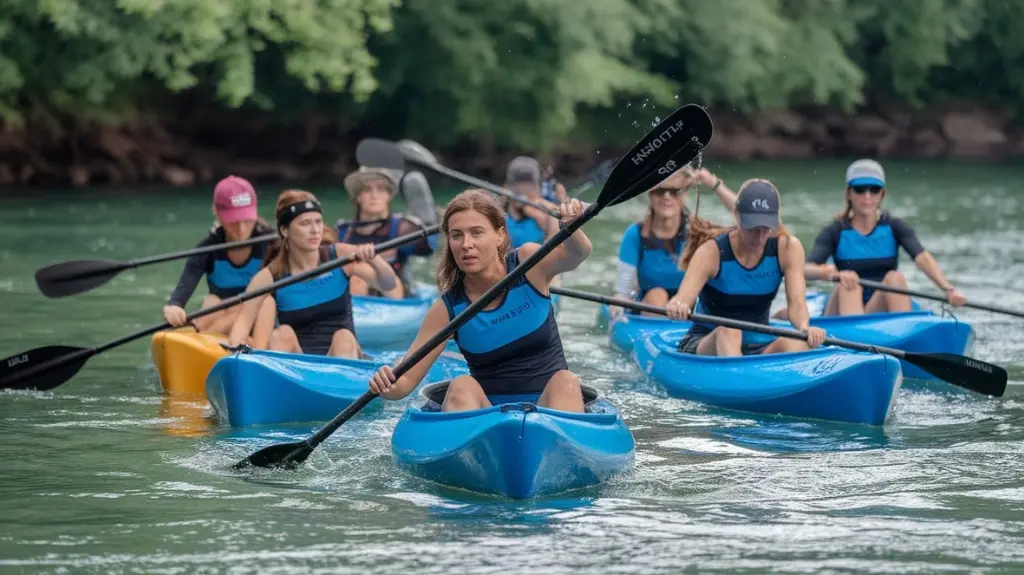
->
<box><xmin>736</xmin><ymin>181</ymin><xmax>780</xmax><ymax>230</ymax></box>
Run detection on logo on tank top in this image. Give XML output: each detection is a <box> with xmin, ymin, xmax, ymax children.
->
<box><xmin>489</xmin><ymin>300</ymin><xmax>531</xmax><ymax>326</ymax></box>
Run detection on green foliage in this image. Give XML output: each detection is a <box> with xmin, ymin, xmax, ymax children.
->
<box><xmin>1</xmin><ymin>0</ymin><xmax>1023</xmax><ymax>146</ymax></box>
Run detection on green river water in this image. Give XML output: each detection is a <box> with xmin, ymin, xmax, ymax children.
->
<box><xmin>1</xmin><ymin>160</ymin><xmax>1023</xmax><ymax>574</ymax></box>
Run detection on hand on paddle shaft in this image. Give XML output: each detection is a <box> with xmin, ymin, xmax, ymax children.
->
<box><xmin>664</xmin><ymin>298</ymin><xmax>828</xmax><ymax>348</ymax></box>
<box><xmin>0</xmin><ymin>227</ymin><xmax>441</xmax><ymax>392</ymax></box>
<box><xmin>548</xmin><ymin>287</ymin><xmax>1008</xmax><ymax>398</ymax></box>
<box><xmin>827</xmin><ymin>276</ymin><xmax>1022</xmax><ymax>319</ymax></box>
<box><xmin>232</xmin><ymin>103</ymin><xmax>715</xmax><ymax>471</ymax></box>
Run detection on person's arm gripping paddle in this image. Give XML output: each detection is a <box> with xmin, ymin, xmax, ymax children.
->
<box><xmin>338</xmin><ymin>242</ymin><xmax>397</xmax><ymax>294</ymax></box>
<box><xmin>665</xmin><ymin>239</ymin><xmax>719</xmax><ymax>321</ymax></box>
<box><xmin>779</xmin><ymin>235</ymin><xmax>826</xmax><ymax>347</ymax></box>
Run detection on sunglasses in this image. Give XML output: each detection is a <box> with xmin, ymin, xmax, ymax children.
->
<box><xmin>850</xmin><ymin>185</ymin><xmax>883</xmax><ymax>195</ymax></box>
<box><xmin>650</xmin><ymin>188</ymin><xmax>682</xmax><ymax>198</ymax></box>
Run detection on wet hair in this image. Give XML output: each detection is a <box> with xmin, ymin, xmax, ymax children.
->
<box><xmin>436</xmin><ymin>189</ymin><xmax>510</xmax><ymax>294</ymax></box>
<box><xmin>265</xmin><ymin>189</ymin><xmax>337</xmax><ymax>279</ymax></box>
<box><xmin>679</xmin><ymin>178</ymin><xmax>790</xmax><ymax>269</ymax></box>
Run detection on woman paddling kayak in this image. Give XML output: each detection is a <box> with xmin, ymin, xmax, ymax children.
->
<box><xmin>611</xmin><ymin>167</ymin><xmax>738</xmax><ymax>318</ymax></box>
<box><xmin>803</xmin><ymin>159</ymin><xmax>967</xmax><ymax>316</ymax></box>
<box><xmin>336</xmin><ymin>166</ymin><xmax>438</xmax><ymax>299</ymax></box>
<box><xmin>369</xmin><ymin>189</ymin><xmax>591</xmax><ymax>412</ymax></box>
<box><xmin>162</xmin><ymin>176</ymin><xmax>274</xmax><ymax>342</ymax></box>
<box><xmin>228</xmin><ymin>190</ymin><xmax>397</xmax><ymax>358</ymax></box>
<box><xmin>503</xmin><ymin>156</ymin><xmax>560</xmax><ymax>248</ymax></box>
<box><xmin>665</xmin><ymin>180</ymin><xmax>827</xmax><ymax>355</ymax></box>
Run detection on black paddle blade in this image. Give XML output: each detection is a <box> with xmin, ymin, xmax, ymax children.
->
<box><xmin>356</xmin><ymin>138</ymin><xmax>406</xmax><ymax>172</ymax></box>
<box><xmin>232</xmin><ymin>441</ymin><xmax>313</xmax><ymax>471</ymax></box>
<box><xmin>397</xmin><ymin>139</ymin><xmax>439</xmax><ymax>166</ymax></box>
<box><xmin>35</xmin><ymin>259</ymin><xmax>127</xmax><ymax>298</ymax></box>
<box><xmin>905</xmin><ymin>352</ymin><xmax>1008</xmax><ymax>397</ymax></box>
<box><xmin>0</xmin><ymin>345</ymin><xmax>92</xmax><ymax>391</ymax></box>
<box><xmin>599</xmin><ymin>104</ymin><xmax>714</xmax><ymax>207</ymax></box>
<box><xmin>400</xmin><ymin>171</ymin><xmax>440</xmax><ymax>227</ymax></box>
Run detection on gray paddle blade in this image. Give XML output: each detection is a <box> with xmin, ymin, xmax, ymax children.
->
<box><xmin>356</xmin><ymin>138</ymin><xmax>406</xmax><ymax>172</ymax></box>
<box><xmin>400</xmin><ymin>171</ymin><xmax>439</xmax><ymax>226</ymax></box>
<box><xmin>397</xmin><ymin>139</ymin><xmax>439</xmax><ymax>166</ymax></box>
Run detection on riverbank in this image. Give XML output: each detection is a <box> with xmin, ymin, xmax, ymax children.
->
<box><xmin>1</xmin><ymin>101</ymin><xmax>1020</xmax><ymax>189</ymax></box>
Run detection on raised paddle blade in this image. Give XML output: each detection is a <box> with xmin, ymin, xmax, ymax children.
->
<box><xmin>0</xmin><ymin>345</ymin><xmax>92</xmax><ymax>391</ymax></box>
<box><xmin>356</xmin><ymin>138</ymin><xmax>406</xmax><ymax>172</ymax></box>
<box><xmin>35</xmin><ymin>259</ymin><xmax>127</xmax><ymax>298</ymax></box>
<box><xmin>232</xmin><ymin>441</ymin><xmax>313</xmax><ymax>471</ymax></box>
<box><xmin>397</xmin><ymin>139</ymin><xmax>440</xmax><ymax>165</ymax></box>
<box><xmin>598</xmin><ymin>104</ymin><xmax>713</xmax><ymax>207</ymax></box>
<box><xmin>400</xmin><ymin>171</ymin><xmax>439</xmax><ymax>227</ymax></box>
<box><xmin>904</xmin><ymin>352</ymin><xmax>1008</xmax><ymax>397</ymax></box>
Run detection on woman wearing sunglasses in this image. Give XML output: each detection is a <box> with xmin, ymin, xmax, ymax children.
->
<box><xmin>610</xmin><ymin>167</ymin><xmax>737</xmax><ymax>317</ymax></box>
<box><xmin>803</xmin><ymin>159</ymin><xmax>967</xmax><ymax>316</ymax></box>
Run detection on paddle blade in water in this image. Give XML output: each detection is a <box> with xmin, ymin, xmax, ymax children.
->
<box><xmin>400</xmin><ymin>171</ymin><xmax>439</xmax><ymax>226</ymax></box>
<box><xmin>0</xmin><ymin>345</ymin><xmax>93</xmax><ymax>391</ymax></box>
<box><xmin>233</xmin><ymin>441</ymin><xmax>313</xmax><ymax>471</ymax></box>
<box><xmin>356</xmin><ymin>138</ymin><xmax>406</xmax><ymax>171</ymax></box>
<box><xmin>598</xmin><ymin>104</ymin><xmax>714</xmax><ymax>207</ymax></box>
<box><xmin>35</xmin><ymin>259</ymin><xmax>127</xmax><ymax>298</ymax></box>
<box><xmin>904</xmin><ymin>352</ymin><xmax>1008</xmax><ymax>397</ymax></box>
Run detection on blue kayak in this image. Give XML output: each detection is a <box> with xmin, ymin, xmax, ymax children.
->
<box><xmin>355</xmin><ymin>283</ymin><xmax>559</xmax><ymax>347</ymax></box>
<box><xmin>601</xmin><ymin>291</ymin><xmax>971</xmax><ymax>381</ymax></box>
<box><xmin>391</xmin><ymin>381</ymin><xmax>635</xmax><ymax>499</ymax></box>
<box><xmin>352</xmin><ymin>282</ymin><xmax>439</xmax><ymax>347</ymax></box>
<box><xmin>205</xmin><ymin>343</ymin><xmax>469</xmax><ymax>427</ymax></box>
<box><xmin>633</xmin><ymin>329</ymin><xmax>904</xmax><ymax>426</ymax></box>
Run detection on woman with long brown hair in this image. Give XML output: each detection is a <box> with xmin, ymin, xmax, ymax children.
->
<box><xmin>665</xmin><ymin>179</ymin><xmax>827</xmax><ymax>356</ymax></box>
<box><xmin>336</xmin><ymin>166</ymin><xmax>438</xmax><ymax>299</ymax></box>
<box><xmin>803</xmin><ymin>159</ymin><xmax>966</xmax><ymax>316</ymax></box>
<box><xmin>610</xmin><ymin>166</ymin><xmax>737</xmax><ymax>317</ymax></box>
<box><xmin>227</xmin><ymin>189</ymin><xmax>397</xmax><ymax>357</ymax></box>
<box><xmin>367</xmin><ymin>189</ymin><xmax>591</xmax><ymax>413</ymax></box>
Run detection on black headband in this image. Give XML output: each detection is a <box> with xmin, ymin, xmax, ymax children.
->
<box><xmin>277</xmin><ymin>199</ymin><xmax>322</xmax><ymax>229</ymax></box>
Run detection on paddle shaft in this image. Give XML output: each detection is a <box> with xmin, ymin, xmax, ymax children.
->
<box><xmin>834</xmin><ymin>277</ymin><xmax>1024</xmax><ymax>319</ymax></box>
<box><xmin>1</xmin><ymin>225</ymin><xmax>440</xmax><ymax>388</ymax></box>
<box><xmin>549</xmin><ymin>286</ymin><xmax>910</xmax><ymax>359</ymax></box>
<box><xmin>300</xmin><ymin>205</ymin><xmax>603</xmax><ymax>450</ymax></box>
<box><xmin>404</xmin><ymin>158</ymin><xmax>561</xmax><ymax>218</ymax></box>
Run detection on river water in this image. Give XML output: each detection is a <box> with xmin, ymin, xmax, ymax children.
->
<box><xmin>1</xmin><ymin>160</ymin><xmax>1023</xmax><ymax>574</ymax></box>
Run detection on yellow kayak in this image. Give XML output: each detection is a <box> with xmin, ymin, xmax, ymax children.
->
<box><xmin>151</xmin><ymin>329</ymin><xmax>229</xmax><ymax>395</ymax></box>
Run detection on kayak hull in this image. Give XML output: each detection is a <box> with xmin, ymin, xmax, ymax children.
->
<box><xmin>603</xmin><ymin>294</ymin><xmax>972</xmax><ymax>381</ymax></box>
<box><xmin>391</xmin><ymin>382</ymin><xmax>635</xmax><ymax>499</ymax></box>
<box><xmin>205</xmin><ymin>345</ymin><xmax>469</xmax><ymax>427</ymax></box>
<box><xmin>150</xmin><ymin>329</ymin><xmax>229</xmax><ymax>395</ymax></box>
<box><xmin>632</xmin><ymin>330</ymin><xmax>903</xmax><ymax>426</ymax></box>
<box><xmin>352</xmin><ymin>283</ymin><xmax>438</xmax><ymax>347</ymax></box>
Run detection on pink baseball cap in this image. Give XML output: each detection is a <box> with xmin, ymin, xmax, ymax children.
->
<box><xmin>213</xmin><ymin>176</ymin><xmax>258</xmax><ymax>224</ymax></box>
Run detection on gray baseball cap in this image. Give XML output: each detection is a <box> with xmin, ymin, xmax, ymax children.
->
<box><xmin>846</xmin><ymin>159</ymin><xmax>885</xmax><ymax>188</ymax></box>
<box><xmin>736</xmin><ymin>181</ymin><xmax>780</xmax><ymax>230</ymax></box>
<box><xmin>506</xmin><ymin>156</ymin><xmax>540</xmax><ymax>185</ymax></box>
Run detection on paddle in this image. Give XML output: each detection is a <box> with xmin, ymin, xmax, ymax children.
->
<box><xmin>828</xmin><ymin>277</ymin><xmax>1024</xmax><ymax>320</ymax></box>
<box><xmin>548</xmin><ymin>286</ymin><xmax>1008</xmax><ymax>398</ymax></box>
<box><xmin>34</xmin><ymin>233</ymin><xmax>278</xmax><ymax>299</ymax></box>
<box><xmin>0</xmin><ymin>226</ymin><xmax>442</xmax><ymax>392</ymax></box>
<box><xmin>358</xmin><ymin>139</ymin><xmax>562</xmax><ymax>219</ymax></box>
<box><xmin>231</xmin><ymin>103</ymin><xmax>715</xmax><ymax>471</ymax></box>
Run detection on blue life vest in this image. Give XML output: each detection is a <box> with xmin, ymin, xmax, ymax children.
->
<box><xmin>274</xmin><ymin>244</ymin><xmax>354</xmax><ymax>354</ymax></box>
<box><xmin>442</xmin><ymin>249</ymin><xmax>567</xmax><ymax>395</ymax></box>
<box><xmin>336</xmin><ymin>214</ymin><xmax>437</xmax><ymax>291</ymax></box>
<box><xmin>205</xmin><ymin>226</ymin><xmax>270</xmax><ymax>299</ymax></box>
<box><xmin>618</xmin><ymin>222</ymin><xmax>687</xmax><ymax>297</ymax></box>
<box><xmin>687</xmin><ymin>233</ymin><xmax>782</xmax><ymax>340</ymax></box>
<box><xmin>505</xmin><ymin>212</ymin><xmax>547</xmax><ymax>248</ymax></box>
